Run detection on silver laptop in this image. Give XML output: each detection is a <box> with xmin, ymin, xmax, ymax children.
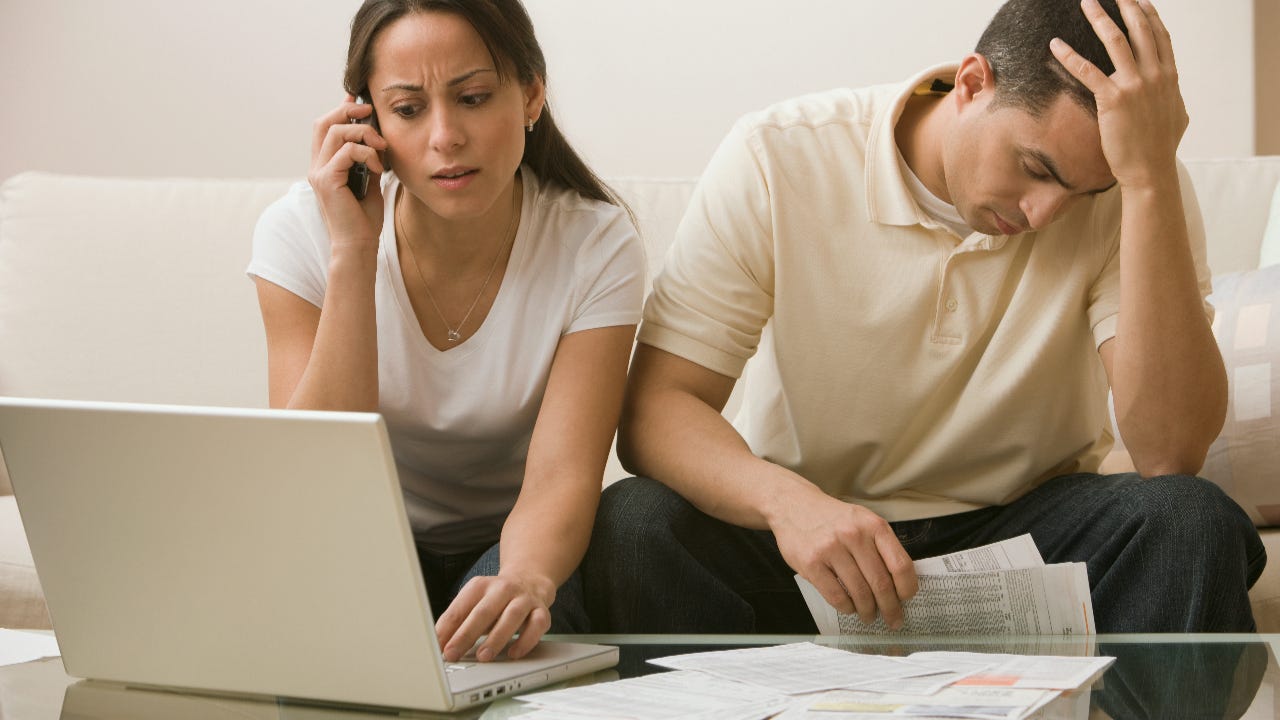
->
<box><xmin>0</xmin><ymin>397</ymin><xmax>617</xmax><ymax>712</ymax></box>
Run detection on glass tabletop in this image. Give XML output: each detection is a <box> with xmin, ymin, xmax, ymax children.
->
<box><xmin>0</xmin><ymin>633</ymin><xmax>1275</xmax><ymax>719</ymax></box>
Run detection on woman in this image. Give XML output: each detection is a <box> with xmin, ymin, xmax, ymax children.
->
<box><xmin>246</xmin><ymin>0</ymin><xmax>643</xmax><ymax>663</ymax></box>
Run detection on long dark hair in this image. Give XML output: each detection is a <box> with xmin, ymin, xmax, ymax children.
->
<box><xmin>344</xmin><ymin>0</ymin><xmax>624</xmax><ymax>210</ymax></box>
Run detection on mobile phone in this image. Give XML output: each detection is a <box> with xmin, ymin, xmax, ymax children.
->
<box><xmin>346</xmin><ymin>95</ymin><xmax>380</xmax><ymax>200</ymax></box>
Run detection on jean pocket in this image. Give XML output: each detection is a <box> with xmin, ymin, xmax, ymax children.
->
<box><xmin>892</xmin><ymin>518</ymin><xmax>933</xmax><ymax>546</ymax></box>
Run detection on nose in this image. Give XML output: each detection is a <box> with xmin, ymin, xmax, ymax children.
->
<box><xmin>1020</xmin><ymin>185</ymin><xmax>1073</xmax><ymax>231</ymax></box>
<box><xmin>428</xmin><ymin>106</ymin><xmax>466</xmax><ymax>153</ymax></box>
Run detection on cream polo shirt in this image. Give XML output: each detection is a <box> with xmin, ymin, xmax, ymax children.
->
<box><xmin>638</xmin><ymin>65</ymin><xmax>1213</xmax><ymax>521</ymax></box>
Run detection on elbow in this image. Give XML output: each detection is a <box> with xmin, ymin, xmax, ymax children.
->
<box><xmin>615</xmin><ymin>408</ymin><xmax>642</xmax><ymax>476</ymax></box>
<box><xmin>1129</xmin><ymin>445</ymin><xmax>1210</xmax><ymax>479</ymax></box>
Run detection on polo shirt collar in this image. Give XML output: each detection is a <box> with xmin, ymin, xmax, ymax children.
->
<box><xmin>865</xmin><ymin>63</ymin><xmax>961</xmax><ymax>229</ymax></box>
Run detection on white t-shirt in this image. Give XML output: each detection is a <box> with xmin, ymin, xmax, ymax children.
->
<box><xmin>247</xmin><ymin>168</ymin><xmax>645</xmax><ymax>552</ymax></box>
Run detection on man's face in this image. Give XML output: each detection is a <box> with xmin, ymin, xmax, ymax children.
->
<box><xmin>942</xmin><ymin>92</ymin><xmax>1116</xmax><ymax>236</ymax></box>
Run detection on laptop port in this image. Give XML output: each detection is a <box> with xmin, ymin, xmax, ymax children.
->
<box><xmin>483</xmin><ymin>690</ymin><xmax>492</xmax><ymax>699</ymax></box>
<box><xmin>496</xmin><ymin>685</ymin><xmax>506</xmax><ymax>695</ymax></box>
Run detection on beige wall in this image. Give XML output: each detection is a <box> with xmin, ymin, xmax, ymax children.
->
<box><xmin>0</xmin><ymin>0</ymin><xmax>1264</xmax><ymax>185</ymax></box>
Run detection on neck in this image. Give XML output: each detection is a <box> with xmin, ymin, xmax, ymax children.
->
<box><xmin>397</xmin><ymin>173</ymin><xmax>522</xmax><ymax>272</ymax></box>
<box><xmin>895</xmin><ymin>92</ymin><xmax>953</xmax><ymax>204</ymax></box>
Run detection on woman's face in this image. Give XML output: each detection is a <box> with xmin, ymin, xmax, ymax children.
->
<box><xmin>368</xmin><ymin>11</ymin><xmax>543</xmax><ymax>221</ymax></box>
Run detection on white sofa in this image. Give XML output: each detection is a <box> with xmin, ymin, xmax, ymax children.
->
<box><xmin>1</xmin><ymin>159</ymin><xmax>1278</xmax><ymax>631</ymax></box>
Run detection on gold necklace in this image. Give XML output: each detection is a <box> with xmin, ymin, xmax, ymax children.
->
<box><xmin>396</xmin><ymin>181</ymin><xmax>520</xmax><ymax>343</ymax></box>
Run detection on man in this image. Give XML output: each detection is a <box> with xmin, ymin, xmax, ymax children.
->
<box><xmin>584</xmin><ymin>0</ymin><xmax>1264</xmax><ymax>633</ymax></box>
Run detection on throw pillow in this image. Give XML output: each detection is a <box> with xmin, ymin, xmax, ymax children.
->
<box><xmin>1202</xmin><ymin>263</ymin><xmax>1280</xmax><ymax>526</ymax></box>
<box><xmin>1262</xmin><ymin>181</ymin><xmax>1280</xmax><ymax>268</ymax></box>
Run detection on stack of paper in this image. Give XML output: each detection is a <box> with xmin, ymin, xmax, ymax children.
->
<box><xmin>797</xmin><ymin>535</ymin><xmax>1096</xmax><ymax>635</ymax></box>
<box><xmin>515</xmin><ymin>642</ymin><xmax>1112</xmax><ymax>719</ymax></box>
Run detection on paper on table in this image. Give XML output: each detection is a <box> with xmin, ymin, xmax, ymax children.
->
<box><xmin>0</xmin><ymin>628</ymin><xmax>61</xmax><ymax>666</ymax></box>
<box><xmin>516</xmin><ymin>669</ymin><xmax>790</xmax><ymax>720</ymax></box>
<box><xmin>797</xmin><ymin>535</ymin><xmax>1096</xmax><ymax>636</ymax></box>
<box><xmin>912</xmin><ymin>652</ymin><xmax>1114</xmax><ymax>691</ymax></box>
<box><xmin>648</xmin><ymin>642</ymin><xmax>938</xmax><ymax>695</ymax></box>
<box><xmin>777</xmin><ymin>686</ymin><xmax>1059</xmax><ymax>720</ymax></box>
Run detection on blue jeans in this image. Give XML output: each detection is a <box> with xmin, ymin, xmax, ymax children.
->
<box><xmin>419</xmin><ymin>541</ymin><xmax>590</xmax><ymax>633</ymax></box>
<box><xmin>582</xmin><ymin>473</ymin><xmax>1266</xmax><ymax>633</ymax></box>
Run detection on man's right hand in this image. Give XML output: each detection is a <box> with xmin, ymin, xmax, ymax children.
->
<box><xmin>768</xmin><ymin>483</ymin><xmax>918</xmax><ymax>629</ymax></box>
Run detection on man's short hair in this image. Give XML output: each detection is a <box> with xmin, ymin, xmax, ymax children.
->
<box><xmin>974</xmin><ymin>0</ymin><xmax>1129</xmax><ymax>116</ymax></box>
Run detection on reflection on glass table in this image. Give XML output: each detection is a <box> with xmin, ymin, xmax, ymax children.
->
<box><xmin>0</xmin><ymin>634</ymin><xmax>1274</xmax><ymax>720</ymax></box>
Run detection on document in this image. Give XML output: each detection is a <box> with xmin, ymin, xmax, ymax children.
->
<box><xmin>516</xmin><ymin>669</ymin><xmax>790</xmax><ymax>720</ymax></box>
<box><xmin>797</xmin><ymin>535</ymin><xmax>1096</xmax><ymax>635</ymax></box>
<box><xmin>771</xmin><ymin>686</ymin><xmax>1059</xmax><ymax>720</ymax></box>
<box><xmin>649</xmin><ymin>642</ymin><xmax>939</xmax><ymax>695</ymax></box>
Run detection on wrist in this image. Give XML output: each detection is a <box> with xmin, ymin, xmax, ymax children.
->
<box><xmin>759</xmin><ymin>465</ymin><xmax>830</xmax><ymax>532</ymax></box>
<box><xmin>499</xmin><ymin>568</ymin><xmax>557</xmax><ymax>608</ymax></box>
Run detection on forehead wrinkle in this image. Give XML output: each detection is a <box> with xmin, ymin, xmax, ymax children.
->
<box><xmin>371</xmin><ymin>13</ymin><xmax>499</xmax><ymax>95</ymax></box>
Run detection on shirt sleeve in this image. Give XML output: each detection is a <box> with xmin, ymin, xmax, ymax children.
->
<box><xmin>636</xmin><ymin>117</ymin><xmax>777</xmax><ymax>379</ymax></box>
<box><xmin>245</xmin><ymin>181</ymin><xmax>329</xmax><ymax>308</ymax></box>
<box><xmin>1087</xmin><ymin>159</ymin><xmax>1214</xmax><ymax>348</ymax></box>
<box><xmin>565</xmin><ymin>205</ymin><xmax>647</xmax><ymax>335</ymax></box>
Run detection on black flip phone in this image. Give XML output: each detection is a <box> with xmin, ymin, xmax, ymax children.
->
<box><xmin>347</xmin><ymin>95</ymin><xmax>380</xmax><ymax>200</ymax></box>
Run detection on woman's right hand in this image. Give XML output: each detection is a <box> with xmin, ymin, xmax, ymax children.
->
<box><xmin>308</xmin><ymin>95</ymin><xmax>390</xmax><ymax>252</ymax></box>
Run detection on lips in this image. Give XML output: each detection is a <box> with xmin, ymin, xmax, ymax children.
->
<box><xmin>431</xmin><ymin>167</ymin><xmax>479</xmax><ymax>190</ymax></box>
<box><xmin>432</xmin><ymin>167</ymin><xmax>477</xmax><ymax>179</ymax></box>
<box><xmin>993</xmin><ymin>213</ymin><xmax>1024</xmax><ymax>236</ymax></box>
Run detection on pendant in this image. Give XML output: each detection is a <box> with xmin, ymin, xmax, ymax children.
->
<box><xmin>447</xmin><ymin>329</ymin><xmax>461</xmax><ymax>342</ymax></box>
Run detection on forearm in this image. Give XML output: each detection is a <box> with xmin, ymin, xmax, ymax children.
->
<box><xmin>287</xmin><ymin>248</ymin><xmax>381</xmax><ymax>411</ymax></box>
<box><xmin>497</xmin><ymin>478</ymin><xmax>599</xmax><ymax>603</ymax></box>
<box><xmin>1111</xmin><ymin>179</ymin><xmax>1227</xmax><ymax>474</ymax></box>
<box><xmin>620</xmin><ymin>385</ymin><xmax>823</xmax><ymax>531</ymax></box>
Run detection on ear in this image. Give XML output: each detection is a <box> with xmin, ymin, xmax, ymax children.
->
<box><xmin>953</xmin><ymin>53</ymin><xmax>996</xmax><ymax>111</ymax></box>
<box><xmin>522</xmin><ymin>74</ymin><xmax>547</xmax><ymax>125</ymax></box>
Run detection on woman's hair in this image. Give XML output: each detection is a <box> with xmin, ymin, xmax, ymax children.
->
<box><xmin>344</xmin><ymin>0</ymin><xmax>624</xmax><ymax>210</ymax></box>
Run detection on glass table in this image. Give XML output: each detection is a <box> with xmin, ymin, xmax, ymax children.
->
<box><xmin>0</xmin><ymin>633</ymin><xmax>1276</xmax><ymax>719</ymax></box>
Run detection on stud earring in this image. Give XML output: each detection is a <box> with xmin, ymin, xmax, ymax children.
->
<box><xmin>526</xmin><ymin>117</ymin><xmax>535</xmax><ymax>132</ymax></box>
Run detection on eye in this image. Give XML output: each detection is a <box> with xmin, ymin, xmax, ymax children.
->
<box><xmin>1022</xmin><ymin>161</ymin><xmax>1051</xmax><ymax>181</ymax></box>
<box><xmin>459</xmin><ymin>92</ymin><xmax>491</xmax><ymax>107</ymax></box>
<box><xmin>392</xmin><ymin>104</ymin><xmax>421</xmax><ymax>119</ymax></box>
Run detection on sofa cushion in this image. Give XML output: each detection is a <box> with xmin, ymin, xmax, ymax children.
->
<box><xmin>1201</xmin><ymin>264</ymin><xmax>1280</xmax><ymax>526</ymax></box>
<box><xmin>1262</xmin><ymin>180</ymin><xmax>1280</xmax><ymax>268</ymax></box>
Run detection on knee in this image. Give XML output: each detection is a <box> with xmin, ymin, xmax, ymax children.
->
<box><xmin>1122</xmin><ymin>474</ymin><xmax>1254</xmax><ymax>545</ymax></box>
<box><xmin>591</xmin><ymin>476</ymin><xmax>690</xmax><ymax>549</ymax></box>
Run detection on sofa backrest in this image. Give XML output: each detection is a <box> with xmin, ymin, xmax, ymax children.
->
<box><xmin>0</xmin><ymin>160</ymin><xmax>1276</xmax><ymax>489</ymax></box>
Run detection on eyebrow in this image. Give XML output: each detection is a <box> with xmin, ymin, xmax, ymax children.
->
<box><xmin>1026</xmin><ymin>148</ymin><xmax>1117</xmax><ymax>195</ymax></box>
<box><xmin>380</xmin><ymin>68</ymin><xmax>496</xmax><ymax>93</ymax></box>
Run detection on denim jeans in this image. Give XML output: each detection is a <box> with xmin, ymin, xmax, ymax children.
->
<box><xmin>419</xmin><ymin>541</ymin><xmax>590</xmax><ymax>633</ymax></box>
<box><xmin>582</xmin><ymin>473</ymin><xmax>1266</xmax><ymax>633</ymax></box>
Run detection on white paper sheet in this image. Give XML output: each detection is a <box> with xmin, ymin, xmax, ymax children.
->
<box><xmin>798</xmin><ymin>535</ymin><xmax>1096</xmax><ymax>636</ymax></box>
<box><xmin>648</xmin><ymin>642</ymin><xmax>937</xmax><ymax>695</ymax></box>
<box><xmin>516</xmin><ymin>669</ymin><xmax>790</xmax><ymax>720</ymax></box>
<box><xmin>775</xmin><ymin>686</ymin><xmax>1059</xmax><ymax>720</ymax></box>
<box><xmin>910</xmin><ymin>652</ymin><xmax>1114</xmax><ymax>690</ymax></box>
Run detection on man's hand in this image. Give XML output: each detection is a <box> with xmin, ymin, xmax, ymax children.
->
<box><xmin>1050</xmin><ymin>0</ymin><xmax>1187</xmax><ymax>189</ymax></box>
<box><xmin>435</xmin><ymin>572</ymin><xmax>556</xmax><ymax>663</ymax></box>
<box><xmin>769</xmin><ymin>485</ymin><xmax>918</xmax><ymax>629</ymax></box>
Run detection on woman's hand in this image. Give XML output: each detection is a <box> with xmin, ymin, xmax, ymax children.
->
<box><xmin>435</xmin><ymin>571</ymin><xmax>557</xmax><ymax>662</ymax></box>
<box><xmin>308</xmin><ymin>95</ymin><xmax>390</xmax><ymax>252</ymax></box>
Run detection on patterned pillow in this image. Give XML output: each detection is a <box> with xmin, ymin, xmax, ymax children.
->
<box><xmin>1202</xmin><ymin>263</ymin><xmax>1280</xmax><ymax>526</ymax></box>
